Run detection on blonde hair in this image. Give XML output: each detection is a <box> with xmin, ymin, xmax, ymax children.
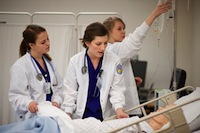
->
<box><xmin>103</xmin><ymin>17</ymin><xmax>126</xmax><ymax>33</ymax></box>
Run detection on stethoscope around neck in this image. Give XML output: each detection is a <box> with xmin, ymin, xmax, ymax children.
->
<box><xmin>81</xmin><ymin>50</ymin><xmax>104</xmax><ymax>97</ymax></box>
<box><xmin>81</xmin><ymin>51</ymin><xmax>87</xmax><ymax>74</ymax></box>
<box><xmin>81</xmin><ymin>49</ymin><xmax>104</xmax><ymax>75</ymax></box>
<box><xmin>30</xmin><ymin>53</ymin><xmax>58</xmax><ymax>86</ymax></box>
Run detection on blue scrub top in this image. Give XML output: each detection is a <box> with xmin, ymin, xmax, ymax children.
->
<box><xmin>32</xmin><ymin>56</ymin><xmax>52</xmax><ymax>101</ymax></box>
<box><xmin>82</xmin><ymin>53</ymin><xmax>103</xmax><ymax>121</ymax></box>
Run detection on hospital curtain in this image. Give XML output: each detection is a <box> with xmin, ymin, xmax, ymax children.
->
<box><xmin>77</xmin><ymin>25</ymin><xmax>87</xmax><ymax>53</ymax></box>
<box><xmin>0</xmin><ymin>24</ymin><xmax>76</xmax><ymax>125</ymax></box>
<box><xmin>0</xmin><ymin>25</ymin><xmax>26</xmax><ymax>125</ymax></box>
<box><xmin>41</xmin><ymin>24</ymin><xmax>76</xmax><ymax>77</ymax></box>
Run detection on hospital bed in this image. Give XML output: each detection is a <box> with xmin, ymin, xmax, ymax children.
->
<box><xmin>106</xmin><ymin>86</ymin><xmax>200</xmax><ymax>133</ymax></box>
<box><xmin>0</xmin><ymin>86</ymin><xmax>199</xmax><ymax>133</ymax></box>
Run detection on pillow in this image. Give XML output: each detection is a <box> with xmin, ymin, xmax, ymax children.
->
<box><xmin>188</xmin><ymin>115</ymin><xmax>200</xmax><ymax>132</ymax></box>
<box><xmin>174</xmin><ymin>87</ymin><xmax>200</xmax><ymax>131</ymax></box>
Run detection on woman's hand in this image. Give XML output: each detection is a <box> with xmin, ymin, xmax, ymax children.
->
<box><xmin>145</xmin><ymin>0</ymin><xmax>172</xmax><ymax>26</ymax></box>
<box><xmin>28</xmin><ymin>101</ymin><xmax>38</xmax><ymax>113</ymax></box>
<box><xmin>67</xmin><ymin>113</ymin><xmax>72</xmax><ymax>118</ymax></box>
<box><xmin>52</xmin><ymin>101</ymin><xmax>59</xmax><ymax>108</ymax></box>
<box><xmin>135</xmin><ymin>77</ymin><xmax>143</xmax><ymax>87</ymax></box>
<box><xmin>116</xmin><ymin>108</ymin><xmax>129</xmax><ymax>119</ymax></box>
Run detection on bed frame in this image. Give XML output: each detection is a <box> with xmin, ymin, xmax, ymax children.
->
<box><xmin>106</xmin><ymin>86</ymin><xmax>199</xmax><ymax>133</ymax></box>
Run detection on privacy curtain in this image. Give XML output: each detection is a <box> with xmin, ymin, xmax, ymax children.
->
<box><xmin>0</xmin><ymin>24</ymin><xmax>76</xmax><ymax>125</ymax></box>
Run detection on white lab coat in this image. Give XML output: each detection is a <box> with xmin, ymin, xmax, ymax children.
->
<box><xmin>9</xmin><ymin>53</ymin><xmax>63</xmax><ymax>121</ymax></box>
<box><xmin>106</xmin><ymin>22</ymin><xmax>150</xmax><ymax>114</ymax></box>
<box><xmin>61</xmin><ymin>49</ymin><xmax>126</xmax><ymax>119</ymax></box>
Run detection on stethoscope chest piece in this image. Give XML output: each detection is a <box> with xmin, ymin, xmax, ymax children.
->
<box><xmin>81</xmin><ymin>66</ymin><xmax>87</xmax><ymax>74</ymax></box>
<box><xmin>36</xmin><ymin>74</ymin><xmax>43</xmax><ymax>81</ymax></box>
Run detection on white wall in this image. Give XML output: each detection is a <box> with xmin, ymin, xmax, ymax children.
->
<box><xmin>176</xmin><ymin>0</ymin><xmax>200</xmax><ymax>88</ymax></box>
<box><xmin>0</xmin><ymin>0</ymin><xmax>199</xmax><ymax>87</ymax></box>
<box><xmin>176</xmin><ymin>0</ymin><xmax>193</xmax><ymax>86</ymax></box>
<box><xmin>192</xmin><ymin>0</ymin><xmax>200</xmax><ymax>87</ymax></box>
<box><xmin>0</xmin><ymin>0</ymin><xmax>175</xmax><ymax>88</ymax></box>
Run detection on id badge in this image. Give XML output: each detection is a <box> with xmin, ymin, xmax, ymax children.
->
<box><xmin>44</xmin><ymin>82</ymin><xmax>51</xmax><ymax>94</ymax></box>
<box><xmin>93</xmin><ymin>77</ymin><xmax>102</xmax><ymax>97</ymax></box>
<box><xmin>96</xmin><ymin>77</ymin><xmax>102</xmax><ymax>89</ymax></box>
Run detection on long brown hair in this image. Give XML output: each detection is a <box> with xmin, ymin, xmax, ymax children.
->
<box><xmin>19</xmin><ymin>24</ymin><xmax>51</xmax><ymax>61</ymax></box>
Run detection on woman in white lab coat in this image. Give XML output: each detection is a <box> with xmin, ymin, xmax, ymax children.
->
<box><xmin>9</xmin><ymin>25</ymin><xmax>63</xmax><ymax>121</ymax></box>
<box><xmin>61</xmin><ymin>22</ymin><xmax>129</xmax><ymax>121</ymax></box>
<box><xmin>103</xmin><ymin>0</ymin><xmax>171</xmax><ymax>116</ymax></box>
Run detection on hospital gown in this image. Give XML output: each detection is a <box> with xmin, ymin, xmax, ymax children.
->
<box><xmin>36</xmin><ymin>102</ymin><xmax>153</xmax><ymax>133</ymax></box>
<box><xmin>72</xmin><ymin>117</ymin><xmax>152</xmax><ymax>133</ymax></box>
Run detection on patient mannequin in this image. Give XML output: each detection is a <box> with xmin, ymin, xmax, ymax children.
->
<box><xmin>39</xmin><ymin>87</ymin><xmax>200</xmax><ymax>132</ymax></box>
<box><xmin>0</xmin><ymin>103</ymin><xmax>193</xmax><ymax>133</ymax></box>
<box><xmin>0</xmin><ymin>87</ymin><xmax>199</xmax><ymax>133</ymax></box>
<box><xmin>149</xmin><ymin>87</ymin><xmax>200</xmax><ymax>132</ymax></box>
<box><xmin>148</xmin><ymin>105</ymin><xmax>174</xmax><ymax>130</ymax></box>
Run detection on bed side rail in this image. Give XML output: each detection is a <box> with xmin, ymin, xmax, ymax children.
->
<box><xmin>105</xmin><ymin>86</ymin><xmax>195</xmax><ymax>121</ymax></box>
<box><xmin>108</xmin><ymin>97</ymin><xmax>199</xmax><ymax>133</ymax></box>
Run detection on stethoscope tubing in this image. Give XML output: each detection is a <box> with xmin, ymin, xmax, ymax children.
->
<box><xmin>29</xmin><ymin>53</ymin><xmax>58</xmax><ymax>86</ymax></box>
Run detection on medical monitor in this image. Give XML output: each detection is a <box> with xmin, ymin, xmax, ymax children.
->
<box><xmin>169</xmin><ymin>68</ymin><xmax>187</xmax><ymax>98</ymax></box>
<box><xmin>169</xmin><ymin>68</ymin><xmax>186</xmax><ymax>90</ymax></box>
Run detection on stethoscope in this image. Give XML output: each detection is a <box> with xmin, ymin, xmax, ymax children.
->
<box><xmin>81</xmin><ymin>50</ymin><xmax>104</xmax><ymax>97</ymax></box>
<box><xmin>81</xmin><ymin>49</ymin><xmax>103</xmax><ymax>75</ymax></box>
<box><xmin>81</xmin><ymin>51</ymin><xmax>87</xmax><ymax>74</ymax></box>
<box><xmin>30</xmin><ymin>53</ymin><xmax>58</xmax><ymax>86</ymax></box>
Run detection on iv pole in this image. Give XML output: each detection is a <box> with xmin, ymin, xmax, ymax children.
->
<box><xmin>171</xmin><ymin>0</ymin><xmax>190</xmax><ymax>91</ymax></box>
<box><xmin>171</xmin><ymin>0</ymin><xmax>177</xmax><ymax>91</ymax></box>
<box><xmin>156</xmin><ymin>0</ymin><xmax>177</xmax><ymax>91</ymax></box>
